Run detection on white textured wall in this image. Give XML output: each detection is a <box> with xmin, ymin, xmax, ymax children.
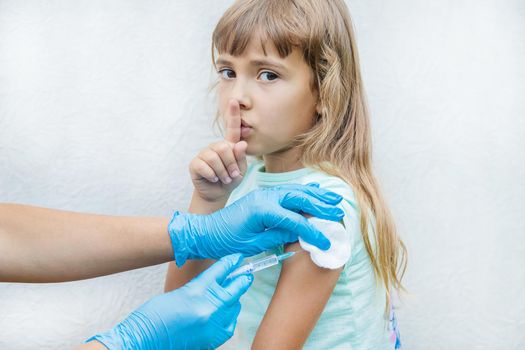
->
<box><xmin>0</xmin><ymin>1</ymin><xmax>523</xmax><ymax>349</ymax></box>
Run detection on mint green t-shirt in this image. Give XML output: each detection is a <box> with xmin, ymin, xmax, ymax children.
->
<box><xmin>225</xmin><ymin>161</ymin><xmax>395</xmax><ymax>350</ymax></box>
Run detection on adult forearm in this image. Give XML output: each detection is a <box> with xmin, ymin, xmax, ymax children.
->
<box><xmin>0</xmin><ymin>203</ymin><xmax>173</xmax><ymax>283</ymax></box>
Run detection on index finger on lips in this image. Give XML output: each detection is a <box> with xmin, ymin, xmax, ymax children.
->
<box><xmin>225</xmin><ymin>99</ymin><xmax>241</xmax><ymax>144</ymax></box>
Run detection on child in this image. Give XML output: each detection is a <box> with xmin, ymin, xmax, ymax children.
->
<box><xmin>165</xmin><ymin>0</ymin><xmax>407</xmax><ymax>349</ymax></box>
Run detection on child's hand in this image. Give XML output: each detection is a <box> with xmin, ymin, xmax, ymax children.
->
<box><xmin>190</xmin><ymin>100</ymin><xmax>247</xmax><ymax>203</ymax></box>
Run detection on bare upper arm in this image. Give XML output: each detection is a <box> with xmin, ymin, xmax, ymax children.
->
<box><xmin>251</xmin><ymin>242</ymin><xmax>343</xmax><ymax>350</ymax></box>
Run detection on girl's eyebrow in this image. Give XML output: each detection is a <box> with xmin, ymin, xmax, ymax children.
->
<box><xmin>215</xmin><ymin>57</ymin><xmax>286</xmax><ymax>70</ymax></box>
<box><xmin>215</xmin><ymin>58</ymin><xmax>233</xmax><ymax>66</ymax></box>
<box><xmin>251</xmin><ymin>59</ymin><xmax>287</xmax><ymax>70</ymax></box>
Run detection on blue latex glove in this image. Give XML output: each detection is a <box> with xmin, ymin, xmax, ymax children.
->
<box><xmin>169</xmin><ymin>183</ymin><xmax>344</xmax><ymax>266</ymax></box>
<box><xmin>87</xmin><ymin>254</ymin><xmax>251</xmax><ymax>350</ymax></box>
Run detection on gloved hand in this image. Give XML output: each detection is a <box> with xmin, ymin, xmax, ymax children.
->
<box><xmin>87</xmin><ymin>254</ymin><xmax>251</xmax><ymax>350</ymax></box>
<box><xmin>168</xmin><ymin>183</ymin><xmax>344</xmax><ymax>266</ymax></box>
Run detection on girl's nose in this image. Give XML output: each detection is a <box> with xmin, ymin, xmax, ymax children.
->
<box><xmin>231</xmin><ymin>80</ymin><xmax>252</xmax><ymax>110</ymax></box>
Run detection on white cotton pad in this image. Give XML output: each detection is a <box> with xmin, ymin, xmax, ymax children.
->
<box><xmin>299</xmin><ymin>217</ymin><xmax>351</xmax><ymax>269</ymax></box>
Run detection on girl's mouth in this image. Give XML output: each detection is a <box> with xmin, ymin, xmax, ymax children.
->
<box><xmin>241</xmin><ymin>120</ymin><xmax>252</xmax><ymax>138</ymax></box>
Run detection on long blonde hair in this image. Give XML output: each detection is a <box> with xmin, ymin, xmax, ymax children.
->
<box><xmin>212</xmin><ymin>0</ymin><xmax>407</xmax><ymax>307</ymax></box>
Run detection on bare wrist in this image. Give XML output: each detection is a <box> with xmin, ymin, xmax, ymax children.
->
<box><xmin>189</xmin><ymin>192</ymin><xmax>228</xmax><ymax>214</ymax></box>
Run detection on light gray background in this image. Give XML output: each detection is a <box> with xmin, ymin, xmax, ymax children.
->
<box><xmin>1</xmin><ymin>1</ymin><xmax>524</xmax><ymax>349</ymax></box>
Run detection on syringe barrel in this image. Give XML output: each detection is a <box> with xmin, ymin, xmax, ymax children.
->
<box><xmin>251</xmin><ymin>254</ymin><xmax>278</xmax><ymax>273</ymax></box>
<box><xmin>226</xmin><ymin>254</ymin><xmax>280</xmax><ymax>280</ymax></box>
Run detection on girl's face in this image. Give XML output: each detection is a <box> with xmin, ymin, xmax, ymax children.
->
<box><xmin>216</xmin><ymin>38</ymin><xmax>318</xmax><ymax>158</ymax></box>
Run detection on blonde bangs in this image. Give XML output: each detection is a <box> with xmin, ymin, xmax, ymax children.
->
<box><xmin>212</xmin><ymin>0</ymin><xmax>311</xmax><ymax>63</ymax></box>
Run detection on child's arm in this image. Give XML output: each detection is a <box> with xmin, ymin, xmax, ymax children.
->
<box><xmin>252</xmin><ymin>242</ymin><xmax>344</xmax><ymax>349</ymax></box>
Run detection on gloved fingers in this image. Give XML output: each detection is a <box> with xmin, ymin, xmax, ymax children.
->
<box><xmin>260</xmin><ymin>205</ymin><xmax>301</xmax><ymax>231</ymax></box>
<box><xmin>208</xmin><ymin>303</ymin><xmax>241</xmax><ymax>349</ymax></box>
<box><xmin>257</xmin><ymin>228</ymin><xmax>299</xmax><ymax>247</ymax></box>
<box><xmin>304</xmin><ymin>183</ymin><xmax>344</xmax><ymax>204</ymax></box>
<box><xmin>274</xmin><ymin>183</ymin><xmax>343</xmax><ymax>204</ymax></box>
<box><xmin>221</xmin><ymin>274</ymin><xmax>253</xmax><ymax>306</ymax></box>
<box><xmin>262</xmin><ymin>207</ymin><xmax>331</xmax><ymax>250</ymax></box>
<box><xmin>220</xmin><ymin>302</ymin><xmax>242</xmax><ymax>330</ymax></box>
<box><xmin>280</xmin><ymin>191</ymin><xmax>345</xmax><ymax>221</ymax></box>
<box><xmin>198</xmin><ymin>253</ymin><xmax>244</xmax><ymax>285</ymax></box>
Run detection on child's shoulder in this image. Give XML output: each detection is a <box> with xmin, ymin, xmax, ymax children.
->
<box><xmin>239</xmin><ymin>160</ymin><xmax>358</xmax><ymax>209</ymax></box>
<box><xmin>302</xmin><ymin>167</ymin><xmax>357</xmax><ymax>205</ymax></box>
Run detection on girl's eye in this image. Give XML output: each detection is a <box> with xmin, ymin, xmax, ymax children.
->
<box><xmin>259</xmin><ymin>71</ymin><xmax>279</xmax><ymax>82</ymax></box>
<box><xmin>219</xmin><ymin>69</ymin><xmax>236</xmax><ymax>79</ymax></box>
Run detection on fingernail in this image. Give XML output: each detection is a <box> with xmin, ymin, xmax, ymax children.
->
<box><xmin>212</xmin><ymin>177</ymin><xmax>219</xmax><ymax>183</ymax></box>
<box><xmin>231</xmin><ymin>170</ymin><xmax>240</xmax><ymax>178</ymax></box>
<box><xmin>223</xmin><ymin>177</ymin><xmax>232</xmax><ymax>184</ymax></box>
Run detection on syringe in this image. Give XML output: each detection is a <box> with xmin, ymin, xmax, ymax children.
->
<box><xmin>227</xmin><ymin>251</ymin><xmax>297</xmax><ymax>280</ymax></box>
